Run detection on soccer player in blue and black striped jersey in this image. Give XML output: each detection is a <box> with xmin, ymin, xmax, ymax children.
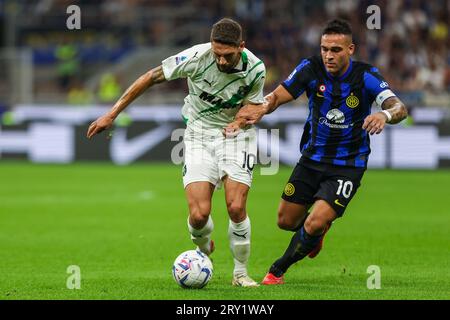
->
<box><xmin>226</xmin><ymin>19</ymin><xmax>408</xmax><ymax>285</ymax></box>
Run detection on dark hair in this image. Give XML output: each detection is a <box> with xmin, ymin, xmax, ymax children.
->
<box><xmin>211</xmin><ymin>18</ymin><xmax>242</xmax><ymax>47</ymax></box>
<box><xmin>322</xmin><ymin>19</ymin><xmax>352</xmax><ymax>37</ymax></box>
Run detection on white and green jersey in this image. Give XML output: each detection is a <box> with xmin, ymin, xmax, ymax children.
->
<box><xmin>161</xmin><ymin>43</ymin><xmax>266</xmax><ymax>133</ymax></box>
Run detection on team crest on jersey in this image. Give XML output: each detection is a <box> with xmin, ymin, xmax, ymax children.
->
<box><xmin>284</xmin><ymin>183</ymin><xmax>295</xmax><ymax>196</ymax></box>
<box><xmin>319</xmin><ymin>84</ymin><xmax>326</xmax><ymax>92</ymax></box>
<box><xmin>346</xmin><ymin>93</ymin><xmax>359</xmax><ymax>108</ymax></box>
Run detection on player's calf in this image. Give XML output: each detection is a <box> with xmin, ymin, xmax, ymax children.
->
<box><xmin>308</xmin><ymin>222</ymin><xmax>332</xmax><ymax>258</ymax></box>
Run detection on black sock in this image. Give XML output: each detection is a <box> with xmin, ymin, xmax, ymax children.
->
<box><xmin>269</xmin><ymin>226</ymin><xmax>322</xmax><ymax>277</ymax></box>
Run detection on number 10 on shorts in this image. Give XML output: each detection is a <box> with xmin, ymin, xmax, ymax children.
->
<box><xmin>242</xmin><ymin>151</ymin><xmax>256</xmax><ymax>171</ymax></box>
<box><xmin>336</xmin><ymin>179</ymin><xmax>353</xmax><ymax>198</ymax></box>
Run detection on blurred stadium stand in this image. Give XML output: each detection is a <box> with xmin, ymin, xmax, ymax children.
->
<box><xmin>0</xmin><ymin>0</ymin><xmax>448</xmax><ymax>108</ymax></box>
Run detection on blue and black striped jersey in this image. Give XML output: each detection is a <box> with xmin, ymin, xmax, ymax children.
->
<box><xmin>282</xmin><ymin>55</ymin><xmax>394</xmax><ymax>168</ymax></box>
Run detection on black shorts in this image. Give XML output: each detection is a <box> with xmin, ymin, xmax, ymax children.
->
<box><xmin>281</xmin><ymin>157</ymin><xmax>366</xmax><ymax>216</ymax></box>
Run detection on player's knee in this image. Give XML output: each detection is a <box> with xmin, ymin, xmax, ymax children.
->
<box><xmin>226</xmin><ymin>200</ymin><xmax>246</xmax><ymax>222</ymax></box>
<box><xmin>304</xmin><ymin>215</ymin><xmax>328</xmax><ymax>236</ymax></box>
<box><xmin>277</xmin><ymin>218</ymin><xmax>294</xmax><ymax>230</ymax></box>
<box><xmin>189</xmin><ymin>203</ymin><xmax>211</xmax><ymax>229</ymax></box>
<box><xmin>190</xmin><ymin>212</ymin><xmax>209</xmax><ymax>229</ymax></box>
<box><xmin>277</xmin><ymin>211</ymin><xmax>297</xmax><ymax>230</ymax></box>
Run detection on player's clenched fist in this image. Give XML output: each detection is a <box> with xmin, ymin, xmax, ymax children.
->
<box><xmin>362</xmin><ymin>112</ymin><xmax>388</xmax><ymax>135</ymax></box>
<box><xmin>87</xmin><ymin>113</ymin><xmax>115</xmax><ymax>139</ymax></box>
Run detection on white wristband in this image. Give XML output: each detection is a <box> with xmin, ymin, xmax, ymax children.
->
<box><xmin>381</xmin><ymin>110</ymin><xmax>392</xmax><ymax>123</ymax></box>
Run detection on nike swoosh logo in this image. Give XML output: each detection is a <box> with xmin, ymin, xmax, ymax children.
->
<box><xmin>316</xmin><ymin>93</ymin><xmax>324</xmax><ymax>98</ymax></box>
<box><xmin>233</xmin><ymin>232</ymin><xmax>248</xmax><ymax>239</ymax></box>
<box><xmin>334</xmin><ymin>199</ymin><xmax>346</xmax><ymax>207</ymax></box>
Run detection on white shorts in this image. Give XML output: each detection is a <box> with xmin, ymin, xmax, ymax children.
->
<box><xmin>182</xmin><ymin>127</ymin><xmax>257</xmax><ymax>189</ymax></box>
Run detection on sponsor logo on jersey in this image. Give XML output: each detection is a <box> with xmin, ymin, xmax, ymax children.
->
<box><xmin>199</xmin><ymin>91</ymin><xmax>232</xmax><ymax>109</ymax></box>
<box><xmin>380</xmin><ymin>81</ymin><xmax>389</xmax><ymax>88</ymax></box>
<box><xmin>319</xmin><ymin>109</ymin><xmax>353</xmax><ymax>129</ymax></box>
<box><xmin>199</xmin><ymin>85</ymin><xmax>251</xmax><ymax>112</ymax></box>
<box><xmin>326</xmin><ymin>108</ymin><xmax>345</xmax><ymax>123</ymax></box>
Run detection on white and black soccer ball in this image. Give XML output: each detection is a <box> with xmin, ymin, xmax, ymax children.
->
<box><xmin>172</xmin><ymin>250</ymin><xmax>213</xmax><ymax>289</ymax></box>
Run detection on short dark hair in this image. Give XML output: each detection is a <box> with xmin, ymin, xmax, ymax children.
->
<box><xmin>322</xmin><ymin>19</ymin><xmax>352</xmax><ymax>37</ymax></box>
<box><xmin>211</xmin><ymin>18</ymin><xmax>242</xmax><ymax>47</ymax></box>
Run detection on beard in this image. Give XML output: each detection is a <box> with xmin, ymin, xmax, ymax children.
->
<box><xmin>216</xmin><ymin>54</ymin><xmax>240</xmax><ymax>73</ymax></box>
<box><xmin>217</xmin><ymin>63</ymin><xmax>234</xmax><ymax>73</ymax></box>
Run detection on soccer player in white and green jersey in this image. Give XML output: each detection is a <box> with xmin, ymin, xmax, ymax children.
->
<box><xmin>87</xmin><ymin>18</ymin><xmax>266</xmax><ymax>287</ymax></box>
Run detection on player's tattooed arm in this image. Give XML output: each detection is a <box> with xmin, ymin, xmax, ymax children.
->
<box><xmin>380</xmin><ymin>96</ymin><xmax>408</xmax><ymax>124</ymax></box>
<box><xmin>87</xmin><ymin>66</ymin><xmax>166</xmax><ymax>139</ymax></box>
<box><xmin>362</xmin><ymin>96</ymin><xmax>408</xmax><ymax>135</ymax></box>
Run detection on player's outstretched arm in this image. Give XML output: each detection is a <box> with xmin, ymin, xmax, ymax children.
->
<box><xmin>362</xmin><ymin>96</ymin><xmax>408</xmax><ymax>135</ymax></box>
<box><xmin>239</xmin><ymin>85</ymin><xmax>294</xmax><ymax>125</ymax></box>
<box><xmin>87</xmin><ymin>66</ymin><xmax>166</xmax><ymax>139</ymax></box>
<box><xmin>223</xmin><ymin>85</ymin><xmax>294</xmax><ymax>137</ymax></box>
<box><xmin>225</xmin><ymin>84</ymin><xmax>294</xmax><ymax>134</ymax></box>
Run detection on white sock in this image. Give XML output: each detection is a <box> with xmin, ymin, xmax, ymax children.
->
<box><xmin>187</xmin><ymin>215</ymin><xmax>214</xmax><ymax>254</ymax></box>
<box><xmin>228</xmin><ymin>216</ymin><xmax>251</xmax><ymax>277</ymax></box>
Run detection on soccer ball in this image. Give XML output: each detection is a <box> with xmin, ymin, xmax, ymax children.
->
<box><xmin>172</xmin><ymin>250</ymin><xmax>213</xmax><ymax>289</ymax></box>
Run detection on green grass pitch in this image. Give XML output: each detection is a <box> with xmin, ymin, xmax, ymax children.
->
<box><xmin>0</xmin><ymin>162</ymin><xmax>449</xmax><ymax>300</ymax></box>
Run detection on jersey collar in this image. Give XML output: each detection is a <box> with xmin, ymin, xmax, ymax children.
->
<box><xmin>227</xmin><ymin>51</ymin><xmax>248</xmax><ymax>74</ymax></box>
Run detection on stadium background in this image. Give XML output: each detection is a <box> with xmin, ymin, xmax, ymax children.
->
<box><xmin>0</xmin><ymin>0</ymin><xmax>449</xmax><ymax>300</ymax></box>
